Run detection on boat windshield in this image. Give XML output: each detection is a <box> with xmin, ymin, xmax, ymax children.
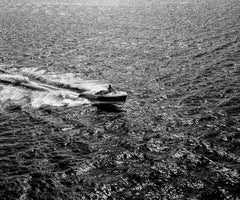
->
<box><xmin>95</xmin><ymin>90</ymin><xmax>109</xmax><ymax>95</ymax></box>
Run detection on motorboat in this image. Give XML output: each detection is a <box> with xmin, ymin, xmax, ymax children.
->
<box><xmin>79</xmin><ymin>89</ymin><xmax>127</xmax><ymax>106</ymax></box>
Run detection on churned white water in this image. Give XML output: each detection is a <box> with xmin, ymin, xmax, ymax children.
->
<box><xmin>0</xmin><ymin>67</ymin><xmax>109</xmax><ymax>109</ymax></box>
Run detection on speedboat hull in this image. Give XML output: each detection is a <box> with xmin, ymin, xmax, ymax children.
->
<box><xmin>79</xmin><ymin>91</ymin><xmax>127</xmax><ymax>105</ymax></box>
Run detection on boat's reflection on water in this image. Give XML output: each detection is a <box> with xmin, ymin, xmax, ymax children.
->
<box><xmin>93</xmin><ymin>103</ymin><xmax>125</xmax><ymax>112</ymax></box>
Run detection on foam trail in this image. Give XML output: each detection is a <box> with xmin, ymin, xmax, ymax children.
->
<box><xmin>0</xmin><ymin>69</ymin><xmax>108</xmax><ymax>109</ymax></box>
<box><xmin>22</xmin><ymin>69</ymin><xmax>109</xmax><ymax>92</ymax></box>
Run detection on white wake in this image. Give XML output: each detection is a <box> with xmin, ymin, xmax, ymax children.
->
<box><xmin>0</xmin><ymin>67</ymin><xmax>109</xmax><ymax>109</ymax></box>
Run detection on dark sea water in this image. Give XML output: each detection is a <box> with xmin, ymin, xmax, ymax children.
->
<box><xmin>1</xmin><ymin>0</ymin><xmax>240</xmax><ymax>199</ymax></box>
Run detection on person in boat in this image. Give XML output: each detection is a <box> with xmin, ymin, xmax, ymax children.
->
<box><xmin>108</xmin><ymin>84</ymin><xmax>114</xmax><ymax>92</ymax></box>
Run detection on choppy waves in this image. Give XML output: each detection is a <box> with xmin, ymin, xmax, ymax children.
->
<box><xmin>0</xmin><ymin>0</ymin><xmax>240</xmax><ymax>199</ymax></box>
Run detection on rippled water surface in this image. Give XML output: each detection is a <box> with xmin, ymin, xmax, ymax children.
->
<box><xmin>0</xmin><ymin>0</ymin><xmax>240</xmax><ymax>199</ymax></box>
